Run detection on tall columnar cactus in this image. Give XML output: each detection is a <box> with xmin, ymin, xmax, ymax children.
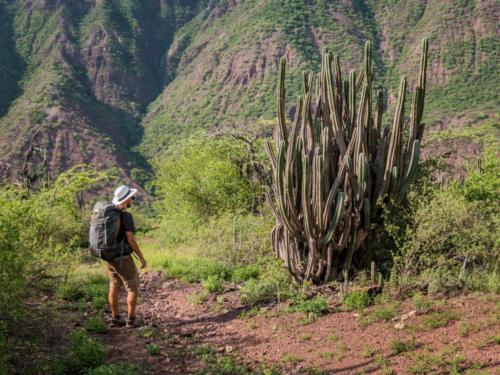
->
<box><xmin>266</xmin><ymin>38</ymin><xmax>429</xmax><ymax>285</ymax></box>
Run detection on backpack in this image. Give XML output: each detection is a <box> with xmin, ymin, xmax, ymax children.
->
<box><xmin>89</xmin><ymin>201</ymin><xmax>124</xmax><ymax>261</ymax></box>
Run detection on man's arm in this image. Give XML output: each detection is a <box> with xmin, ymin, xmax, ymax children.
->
<box><xmin>125</xmin><ymin>231</ymin><xmax>147</xmax><ymax>269</ymax></box>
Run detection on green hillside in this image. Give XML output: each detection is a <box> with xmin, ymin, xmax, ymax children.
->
<box><xmin>0</xmin><ymin>0</ymin><xmax>497</xmax><ymax>180</ymax></box>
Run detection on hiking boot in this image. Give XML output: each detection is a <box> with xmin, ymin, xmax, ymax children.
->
<box><xmin>126</xmin><ymin>316</ymin><xmax>141</xmax><ymax>328</ymax></box>
<box><xmin>110</xmin><ymin>315</ymin><xmax>125</xmax><ymax>327</ymax></box>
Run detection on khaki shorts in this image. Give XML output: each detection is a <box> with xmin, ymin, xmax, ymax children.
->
<box><xmin>106</xmin><ymin>255</ymin><xmax>140</xmax><ymax>292</ymax></box>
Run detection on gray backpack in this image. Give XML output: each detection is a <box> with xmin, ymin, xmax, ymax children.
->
<box><xmin>89</xmin><ymin>201</ymin><xmax>123</xmax><ymax>261</ymax></box>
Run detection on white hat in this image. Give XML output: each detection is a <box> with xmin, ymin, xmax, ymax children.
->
<box><xmin>112</xmin><ymin>185</ymin><xmax>138</xmax><ymax>205</ymax></box>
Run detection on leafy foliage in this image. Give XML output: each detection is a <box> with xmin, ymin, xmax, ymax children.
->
<box><xmin>389</xmin><ymin>153</ymin><xmax>499</xmax><ymax>293</ymax></box>
<box><xmin>88</xmin><ymin>363</ymin><xmax>143</xmax><ymax>375</ymax></box>
<box><xmin>52</xmin><ymin>329</ymin><xmax>107</xmax><ymax>374</ymax></box>
<box><xmin>342</xmin><ymin>290</ymin><xmax>372</xmax><ymax>311</ymax></box>
<box><xmin>0</xmin><ymin>166</ymin><xmax>106</xmax><ymax>372</ymax></box>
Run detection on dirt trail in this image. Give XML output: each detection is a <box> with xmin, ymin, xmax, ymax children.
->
<box><xmin>96</xmin><ymin>271</ymin><xmax>500</xmax><ymax>374</ymax></box>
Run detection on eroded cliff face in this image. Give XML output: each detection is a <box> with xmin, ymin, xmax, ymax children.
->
<box><xmin>0</xmin><ymin>0</ymin><xmax>201</xmax><ymax>181</ymax></box>
<box><xmin>0</xmin><ymin>0</ymin><xmax>497</xmax><ymax>182</ymax></box>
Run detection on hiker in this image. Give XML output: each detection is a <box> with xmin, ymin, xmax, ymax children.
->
<box><xmin>107</xmin><ymin>185</ymin><xmax>147</xmax><ymax>328</ymax></box>
<box><xmin>90</xmin><ymin>185</ymin><xmax>147</xmax><ymax>328</ymax></box>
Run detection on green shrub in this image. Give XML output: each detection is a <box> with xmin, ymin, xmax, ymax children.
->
<box><xmin>391</xmin><ymin>339</ymin><xmax>416</xmax><ymax>355</ymax></box>
<box><xmin>412</xmin><ymin>293</ymin><xmax>433</xmax><ymax>312</ymax></box>
<box><xmin>57</xmin><ymin>329</ymin><xmax>107</xmax><ymax>373</ymax></box>
<box><xmin>88</xmin><ymin>363</ymin><xmax>142</xmax><ymax>375</ymax></box>
<box><xmin>57</xmin><ymin>283</ymin><xmax>85</xmax><ymax>301</ymax></box>
<box><xmin>232</xmin><ymin>264</ymin><xmax>260</xmax><ymax>283</ymax></box>
<box><xmin>202</xmin><ymin>275</ymin><xmax>224</xmax><ymax>293</ymax></box>
<box><xmin>91</xmin><ymin>296</ymin><xmax>108</xmax><ymax>311</ymax></box>
<box><xmin>0</xmin><ymin>167</ymin><xmax>107</xmax><ymax>371</ymax></box>
<box><xmin>239</xmin><ymin>260</ymin><xmax>290</xmax><ymax>305</ymax></box>
<box><xmin>85</xmin><ymin>316</ymin><xmax>108</xmax><ymax>334</ymax></box>
<box><xmin>239</xmin><ymin>278</ymin><xmax>273</xmax><ymax>305</ymax></box>
<box><xmin>162</xmin><ymin>256</ymin><xmax>232</xmax><ymax>283</ymax></box>
<box><xmin>420</xmin><ymin>310</ymin><xmax>459</xmax><ymax>330</ymax></box>
<box><xmin>146</xmin><ymin>343</ymin><xmax>160</xmax><ymax>356</ymax></box>
<box><xmin>83</xmin><ymin>283</ymin><xmax>108</xmax><ymax>302</ymax></box>
<box><xmin>286</xmin><ymin>295</ymin><xmax>330</xmax><ymax>316</ymax></box>
<box><xmin>187</xmin><ymin>290</ymin><xmax>209</xmax><ymax>305</ymax></box>
<box><xmin>389</xmin><ymin>157</ymin><xmax>499</xmax><ymax>293</ymax></box>
<box><xmin>342</xmin><ymin>290</ymin><xmax>372</xmax><ymax>310</ymax></box>
<box><xmin>155</xmin><ymin>138</ymin><xmax>258</xmax><ymax>245</ymax></box>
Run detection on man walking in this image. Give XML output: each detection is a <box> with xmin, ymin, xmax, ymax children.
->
<box><xmin>106</xmin><ymin>185</ymin><xmax>147</xmax><ymax>328</ymax></box>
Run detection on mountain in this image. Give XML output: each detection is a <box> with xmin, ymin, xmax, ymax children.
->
<box><xmin>0</xmin><ymin>0</ymin><xmax>498</xmax><ymax>182</ymax></box>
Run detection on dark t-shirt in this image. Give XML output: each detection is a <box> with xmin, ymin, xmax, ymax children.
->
<box><xmin>116</xmin><ymin>211</ymin><xmax>136</xmax><ymax>256</ymax></box>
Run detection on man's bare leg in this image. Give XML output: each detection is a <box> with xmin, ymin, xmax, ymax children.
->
<box><xmin>127</xmin><ymin>291</ymin><xmax>138</xmax><ymax>318</ymax></box>
<box><xmin>109</xmin><ymin>286</ymin><xmax>119</xmax><ymax>318</ymax></box>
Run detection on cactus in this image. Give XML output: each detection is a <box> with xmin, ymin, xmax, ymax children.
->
<box><xmin>266</xmin><ymin>38</ymin><xmax>429</xmax><ymax>284</ymax></box>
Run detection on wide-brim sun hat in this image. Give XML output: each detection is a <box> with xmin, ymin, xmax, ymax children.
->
<box><xmin>112</xmin><ymin>185</ymin><xmax>138</xmax><ymax>205</ymax></box>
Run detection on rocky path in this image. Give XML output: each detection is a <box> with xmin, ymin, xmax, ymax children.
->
<box><xmin>97</xmin><ymin>271</ymin><xmax>500</xmax><ymax>374</ymax></box>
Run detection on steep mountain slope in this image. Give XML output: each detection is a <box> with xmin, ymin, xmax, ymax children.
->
<box><xmin>0</xmin><ymin>0</ymin><xmax>497</xmax><ymax>181</ymax></box>
<box><xmin>140</xmin><ymin>0</ymin><xmax>386</xmax><ymax>155</ymax></box>
<box><xmin>0</xmin><ymin>0</ymin><xmax>202</xmax><ymax>181</ymax></box>
<box><xmin>140</xmin><ymin>0</ymin><xmax>498</xmax><ymax>157</ymax></box>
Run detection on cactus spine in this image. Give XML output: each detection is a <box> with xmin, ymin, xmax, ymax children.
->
<box><xmin>266</xmin><ymin>38</ymin><xmax>429</xmax><ymax>284</ymax></box>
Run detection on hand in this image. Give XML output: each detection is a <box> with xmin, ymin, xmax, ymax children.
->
<box><xmin>139</xmin><ymin>257</ymin><xmax>147</xmax><ymax>269</ymax></box>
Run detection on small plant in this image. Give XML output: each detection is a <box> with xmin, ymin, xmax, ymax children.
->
<box><xmin>412</xmin><ymin>293</ymin><xmax>433</xmax><ymax>312</ymax></box>
<box><xmin>239</xmin><ymin>306</ymin><xmax>260</xmax><ymax>319</ymax></box>
<box><xmin>194</xmin><ymin>344</ymin><xmax>249</xmax><ymax>374</ymax></box>
<box><xmin>187</xmin><ymin>290</ymin><xmax>209</xmax><ymax>305</ymax></box>
<box><xmin>83</xmin><ymin>283</ymin><xmax>108</xmax><ymax>302</ymax></box>
<box><xmin>232</xmin><ymin>265</ymin><xmax>260</xmax><ymax>283</ymax></box>
<box><xmin>146</xmin><ymin>343</ymin><xmax>160</xmax><ymax>356</ymax></box>
<box><xmin>391</xmin><ymin>339</ymin><xmax>416</xmax><ymax>355</ymax></box>
<box><xmin>420</xmin><ymin>310</ymin><xmax>459</xmax><ymax>330</ymax></box>
<box><xmin>361</xmin><ymin>301</ymin><xmax>399</xmax><ymax>326</ymax></box>
<box><xmin>202</xmin><ymin>275</ymin><xmax>224</xmax><ymax>293</ymax></box>
<box><xmin>162</xmin><ymin>256</ymin><xmax>232</xmax><ymax>283</ymax></box>
<box><xmin>319</xmin><ymin>351</ymin><xmax>334</xmax><ymax>360</ymax></box>
<box><xmin>342</xmin><ymin>290</ymin><xmax>372</xmax><ymax>310</ymax></box>
<box><xmin>239</xmin><ymin>278</ymin><xmax>274</xmax><ymax>305</ymax></box>
<box><xmin>286</xmin><ymin>295</ymin><xmax>330</xmax><ymax>316</ymax></box>
<box><xmin>91</xmin><ymin>296</ymin><xmax>108</xmax><ymax>311</ymax></box>
<box><xmin>282</xmin><ymin>353</ymin><xmax>302</xmax><ymax>364</ymax></box>
<box><xmin>374</xmin><ymin>354</ymin><xmax>391</xmax><ymax>369</ymax></box>
<box><xmin>457</xmin><ymin>321</ymin><xmax>472</xmax><ymax>337</ymax></box>
<box><xmin>88</xmin><ymin>363</ymin><xmax>143</xmax><ymax>375</ymax></box>
<box><xmin>362</xmin><ymin>345</ymin><xmax>376</xmax><ymax>358</ymax></box>
<box><xmin>59</xmin><ymin>329</ymin><xmax>106</xmax><ymax>373</ymax></box>
<box><xmin>327</xmin><ymin>333</ymin><xmax>340</xmax><ymax>342</ymax></box>
<box><xmin>57</xmin><ymin>283</ymin><xmax>84</xmax><ymax>301</ymax></box>
<box><xmin>476</xmin><ymin>335</ymin><xmax>500</xmax><ymax>350</ymax></box>
<box><xmin>85</xmin><ymin>316</ymin><xmax>108</xmax><ymax>334</ymax></box>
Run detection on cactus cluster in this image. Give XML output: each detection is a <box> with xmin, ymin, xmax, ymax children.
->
<box><xmin>266</xmin><ymin>38</ymin><xmax>429</xmax><ymax>285</ymax></box>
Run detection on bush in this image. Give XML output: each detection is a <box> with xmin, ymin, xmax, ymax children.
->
<box><xmin>388</xmin><ymin>152</ymin><xmax>499</xmax><ymax>293</ymax></box>
<box><xmin>57</xmin><ymin>283</ymin><xmax>85</xmax><ymax>301</ymax></box>
<box><xmin>342</xmin><ymin>290</ymin><xmax>372</xmax><ymax>311</ymax></box>
<box><xmin>85</xmin><ymin>316</ymin><xmax>108</xmax><ymax>334</ymax></box>
<box><xmin>202</xmin><ymin>275</ymin><xmax>224</xmax><ymax>293</ymax></box>
<box><xmin>232</xmin><ymin>264</ymin><xmax>260</xmax><ymax>283</ymax></box>
<box><xmin>0</xmin><ymin>166</ymin><xmax>106</xmax><ymax>372</ymax></box>
<box><xmin>54</xmin><ymin>329</ymin><xmax>106</xmax><ymax>374</ymax></box>
<box><xmin>146</xmin><ymin>343</ymin><xmax>160</xmax><ymax>356</ymax></box>
<box><xmin>162</xmin><ymin>256</ymin><xmax>232</xmax><ymax>283</ymax></box>
<box><xmin>154</xmin><ymin>138</ymin><xmax>258</xmax><ymax>245</ymax></box>
<box><xmin>88</xmin><ymin>363</ymin><xmax>142</xmax><ymax>375</ymax></box>
<box><xmin>412</xmin><ymin>293</ymin><xmax>433</xmax><ymax>312</ymax></box>
<box><xmin>91</xmin><ymin>296</ymin><xmax>108</xmax><ymax>311</ymax></box>
<box><xmin>286</xmin><ymin>295</ymin><xmax>330</xmax><ymax>316</ymax></box>
<box><xmin>239</xmin><ymin>259</ymin><xmax>291</xmax><ymax>305</ymax></box>
<box><xmin>391</xmin><ymin>339</ymin><xmax>416</xmax><ymax>355</ymax></box>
